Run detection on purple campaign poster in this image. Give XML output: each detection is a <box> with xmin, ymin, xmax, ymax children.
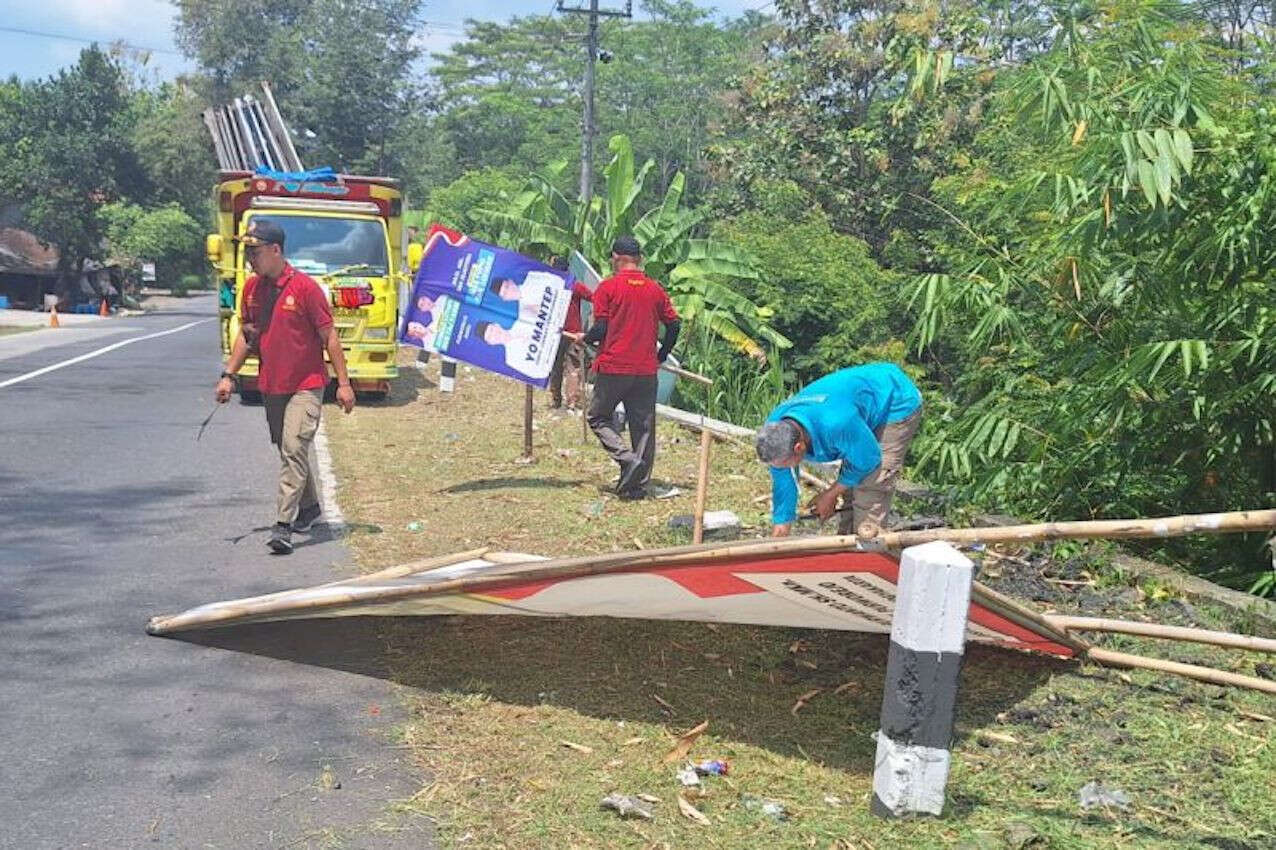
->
<box><xmin>399</xmin><ymin>226</ymin><xmax>573</xmax><ymax>388</ymax></box>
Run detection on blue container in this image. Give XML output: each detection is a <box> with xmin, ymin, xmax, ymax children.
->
<box><xmin>0</xmin><ymin>295</ymin><xmax>9</xmax><ymax>309</ymax></box>
<box><xmin>656</xmin><ymin>353</ymin><xmax>681</xmax><ymax>405</ymax></box>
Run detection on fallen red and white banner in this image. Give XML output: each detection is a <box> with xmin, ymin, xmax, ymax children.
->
<box><xmin>146</xmin><ymin>540</ymin><xmax>1082</xmax><ymax>657</ymax></box>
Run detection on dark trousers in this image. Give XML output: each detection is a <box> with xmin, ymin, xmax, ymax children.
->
<box><xmin>588</xmin><ymin>372</ymin><xmax>657</xmax><ymax>491</ymax></box>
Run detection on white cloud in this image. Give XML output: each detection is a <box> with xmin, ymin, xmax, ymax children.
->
<box><xmin>30</xmin><ymin>0</ymin><xmax>178</xmax><ymax>48</ymax></box>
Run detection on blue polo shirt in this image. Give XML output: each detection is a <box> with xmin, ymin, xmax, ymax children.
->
<box><xmin>766</xmin><ymin>363</ymin><xmax>922</xmax><ymax>525</ymax></box>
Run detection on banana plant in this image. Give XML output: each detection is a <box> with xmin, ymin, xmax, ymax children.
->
<box><xmin>480</xmin><ymin>134</ymin><xmax>790</xmax><ymax>360</ymax></box>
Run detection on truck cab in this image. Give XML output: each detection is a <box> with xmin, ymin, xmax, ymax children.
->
<box><xmin>207</xmin><ymin>171</ymin><xmax>407</xmax><ymax>400</ymax></box>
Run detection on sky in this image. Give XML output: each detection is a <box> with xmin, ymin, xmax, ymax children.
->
<box><xmin>0</xmin><ymin>0</ymin><xmax>771</xmax><ymax>84</ymax></box>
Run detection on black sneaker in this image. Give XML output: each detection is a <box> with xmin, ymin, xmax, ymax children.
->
<box><xmin>267</xmin><ymin>522</ymin><xmax>293</xmax><ymax>554</ymax></box>
<box><xmin>292</xmin><ymin>503</ymin><xmax>323</xmax><ymax>533</ymax></box>
<box><xmin>618</xmin><ymin>488</ymin><xmax>647</xmax><ymax>502</ymax></box>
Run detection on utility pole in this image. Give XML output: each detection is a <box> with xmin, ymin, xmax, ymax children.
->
<box><xmin>557</xmin><ymin>0</ymin><xmax>632</xmax><ymax>211</ymax></box>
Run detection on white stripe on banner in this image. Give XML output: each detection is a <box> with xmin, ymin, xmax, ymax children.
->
<box><xmin>891</xmin><ymin>540</ymin><xmax>973</xmax><ymax>656</ymax></box>
<box><xmin>0</xmin><ymin>318</ymin><xmax>213</xmax><ymax>389</ymax></box>
<box><xmin>872</xmin><ymin>732</ymin><xmax>951</xmax><ymax>816</ymax></box>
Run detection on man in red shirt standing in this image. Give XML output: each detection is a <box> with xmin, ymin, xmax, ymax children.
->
<box><xmin>214</xmin><ymin>219</ymin><xmax>356</xmax><ymax>554</ymax></box>
<box><xmin>584</xmin><ymin>235</ymin><xmax>680</xmax><ymax>499</ymax></box>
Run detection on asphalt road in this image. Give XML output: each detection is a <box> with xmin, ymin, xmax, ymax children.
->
<box><xmin>0</xmin><ymin>295</ymin><xmax>430</xmax><ymax>848</ymax></box>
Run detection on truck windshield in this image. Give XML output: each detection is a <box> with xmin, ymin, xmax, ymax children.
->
<box><xmin>259</xmin><ymin>216</ymin><xmax>388</xmax><ymax>276</ymax></box>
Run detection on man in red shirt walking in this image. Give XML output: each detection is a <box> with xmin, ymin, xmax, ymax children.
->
<box><xmin>583</xmin><ymin>235</ymin><xmax>680</xmax><ymax>499</ymax></box>
<box><xmin>214</xmin><ymin>219</ymin><xmax>356</xmax><ymax>554</ymax></box>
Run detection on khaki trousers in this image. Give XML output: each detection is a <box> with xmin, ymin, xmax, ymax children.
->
<box><xmin>264</xmin><ymin>389</ymin><xmax>323</xmax><ymax>526</ymax></box>
<box><xmin>838</xmin><ymin>406</ymin><xmax>923</xmax><ymax>538</ymax></box>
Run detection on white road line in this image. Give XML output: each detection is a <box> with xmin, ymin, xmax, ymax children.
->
<box><xmin>0</xmin><ymin>318</ymin><xmax>214</xmax><ymax>389</ymax></box>
<box><xmin>313</xmin><ymin>418</ymin><xmax>347</xmax><ymax>535</ymax></box>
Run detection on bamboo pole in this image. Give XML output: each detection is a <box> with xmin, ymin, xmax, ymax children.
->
<box><xmin>876</xmin><ymin>509</ymin><xmax>1276</xmax><ymax>549</ymax></box>
<box><xmin>692</xmin><ymin>425</ymin><xmax>713</xmax><ymax>543</ymax></box>
<box><xmin>662</xmin><ymin>363</ymin><xmax>714</xmax><ymax>386</ymax></box>
<box><xmin>146</xmin><ymin>549</ymin><xmax>491</xmax><ymax>634</ymax></box>
<box><xmin>972</xmin><ymin>582</ymin><xmax>1089</xmax><ymax>653</ymax></box>
<box><xmin>1048</xmin><ymin>615</ymin><xmax>1276</xmax><ymax>654</ymax></box>
<box><xmin>1085</xmin><ymin>646</ymin><xmax>1276</xmax><ymax>695</ymax></box>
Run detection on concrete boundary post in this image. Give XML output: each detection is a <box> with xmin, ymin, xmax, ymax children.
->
<box><xmin>871</xmin><ymin>540</ymin><xmax>973</xmax><ymax>818</ymax></box>
<box><xmin>440</xmin><ymin>356</ymin><xmax>457</xmax><ymax>393</ymax></box>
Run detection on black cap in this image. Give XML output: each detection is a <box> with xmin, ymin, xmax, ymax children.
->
<box><xmin>238</xmin><ymin>219</ymin><xmax>286</xmax><ymax>248</ymax></box>
<box><xmin>611</xmin><ymin>235</ymin><xmax>641</xmax><ymax>257</ymax></box>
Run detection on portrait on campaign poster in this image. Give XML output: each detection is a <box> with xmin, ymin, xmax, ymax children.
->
<box><xmin>399</xmin><ymin>225</ymin><xmax>574</xmax><ymax>387</ymax></box>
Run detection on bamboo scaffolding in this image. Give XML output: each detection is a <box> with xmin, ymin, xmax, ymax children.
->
<box><xmin>1047</xmin><ymin>615</ymin><xmax>1276</xmax><ymax>654</ymax></box>
<box><xmin>1085</xmin><ymin>646</ymin><xmax>1276</xmax><ymax>695</ymax></box>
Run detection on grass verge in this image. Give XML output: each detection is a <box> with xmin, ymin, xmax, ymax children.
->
<box><xmin>324</xmin><ymin>352</ymin><xmax>1276</xmax><ymax>849</ymax></box>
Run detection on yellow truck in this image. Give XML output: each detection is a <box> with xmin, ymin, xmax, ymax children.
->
<box><xmin>206</xmin><ymin>170</ymin><xmax>414</xmax><ymax>401</ymax></box>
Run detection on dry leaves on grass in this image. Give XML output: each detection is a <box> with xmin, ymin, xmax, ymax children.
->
<box><xmin>791</xmin><ymin>688</ymin><xmax>823</xmax><ymax>716</ymax></box>
<box><xmin>677</xmin><ymin>794</ymin><xmax>711</xmax><ymax>825</ymax></box>
<box><xmin>663</xmin><ymin>720</ymin><xmax>709</xmax><ymax>763</ymax></box>
<box><xmin>559</xmin><ymin>740</ymin><xmax>593</xmax><ymax>754</ymax></box>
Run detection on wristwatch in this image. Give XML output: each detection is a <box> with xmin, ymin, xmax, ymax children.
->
<box><xmin>220</xmin><ymin>371</ymin><xmax>238</xmax><ymax>382</ymax></box>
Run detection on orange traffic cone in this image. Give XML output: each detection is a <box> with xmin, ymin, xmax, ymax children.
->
<box><xmin>49</xmin><ymin>305</ymin><xmax>60</xmax><ymax>328</ymax></box>
<box><xmin>99</xmin><ymin>298</ymin><xmax>109</xmax><ymax>317</ymax></box>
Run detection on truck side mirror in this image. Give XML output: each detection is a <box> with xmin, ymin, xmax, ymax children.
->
<box><xmin>406</xmin><ymin>242</ymin><xmax>424</xmax><ymax>274</ymax></box>
<box><xmin>205</xmin><ymin>234</ymin><xmax>222</xmax><ymax>265</ymax></box>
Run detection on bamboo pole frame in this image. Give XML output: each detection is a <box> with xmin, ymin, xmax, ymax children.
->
<box><xmin>1085</xmin><ymin>646</ymin><xmax>1276</xmax><ymax>695</ymax></box>
<box><xmin>1048</xmin><ymin>615</ymin><xmax>1276</xmax><ymax>654</ymax></box>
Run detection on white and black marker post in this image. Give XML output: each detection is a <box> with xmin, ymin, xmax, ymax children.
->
<box><xmin>439</xmin><ymin>356</ymin><xmax>457</xmax><ymax>393</ymax></box>
<box><xmin>871</xmin><ymin>540</ymin><xmax>973</xmax><ymax>818</ymax></box>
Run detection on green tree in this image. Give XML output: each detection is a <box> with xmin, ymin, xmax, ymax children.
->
<box><xmin>423</xmin><ymin>3</ymin><xmax>760</xmax><ymax>202</ymax></box>
<box><xmin>906</xmin><ymin>0</ymin><xmax>1276</xmax><ymax>588</ymax></box>
<box><xmin>0</xmin><ymin>47</ymin><xmax>138</xmax><ymax>280</ymax></box>
<box><xmin>173</xmin><ymin>0</ymin><xmax>423</xmax><ymax>175</ymax></box>
<box><xmin>712</xmin><ymin>0</ymin><xmax>1049</xmax><ymax>257</ymax></box>
<box><xmin>130</xmin><ymin>83</ymin><xmax>217</xmax><ymax>219</ymax></box>
<box><xmin>420</xmin><ymin>167</ymin><xmax>525</xmax><ymax>239</ymax></box>
<box><xmin>100</xmin><ymin>202</ymin><xmax>205</xmax><ymax>287</ymax></box>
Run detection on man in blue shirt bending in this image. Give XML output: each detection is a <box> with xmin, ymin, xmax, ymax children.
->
<box><xmin>756</xmin><ymin>363</ymin><xmax>923</xmax><ymax>539</ymax></box>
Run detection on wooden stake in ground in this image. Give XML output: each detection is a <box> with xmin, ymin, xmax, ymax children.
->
<box><xmin>692</xmin><ymin>424</ymin><xmax>712</xmax><ymax>544</ymax></box>
<box><xmin>674</xmin><ymin>371</ymin><xmax>716</xmax><ymax>545</ymax></box>
<box><xmin>523</xmin><ymin>385</ymin><xmax>534</xmax><ymax>458</ymax></box>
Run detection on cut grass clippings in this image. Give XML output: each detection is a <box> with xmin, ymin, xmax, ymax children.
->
<box><xmin>324</xmin><ymin>351</ymin><xmax>1276</xmax><ymax>849</ymax></box>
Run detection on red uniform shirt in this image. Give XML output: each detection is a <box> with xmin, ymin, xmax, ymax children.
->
<box><xmin>591</xmin><ymin>268</ymin><xmax>678</xmax><ymax>375</ymax></box>
<box><xmin>240</xmin><ymin>263</ymin><xmax>333</xmax><ymax>395</ymax></box>
<box><xmin>563</xmin><ymin>281</ymin><xmax>593</xmax><ymax>334</ymax></box>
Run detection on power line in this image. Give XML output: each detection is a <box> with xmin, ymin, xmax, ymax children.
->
<box><xmin>0</xmin><ymin>24</ymin><xmax>184</xmax><ymax>57</ymax></box>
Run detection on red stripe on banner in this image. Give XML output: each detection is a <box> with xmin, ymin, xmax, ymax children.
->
<box><xmin>474</xmin><ymin>550</ymin><xmax>1077</xmax><ymax>657</ymax></box>
<box><xmin>966</xmin><ymin>606</ymin><xmax>1077</xmax><ymax>658</ymax></box>
<box><xmin>651</xmin><ymin>551</ymin><xmax>900</xmax><ymax>598</ymax></box>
